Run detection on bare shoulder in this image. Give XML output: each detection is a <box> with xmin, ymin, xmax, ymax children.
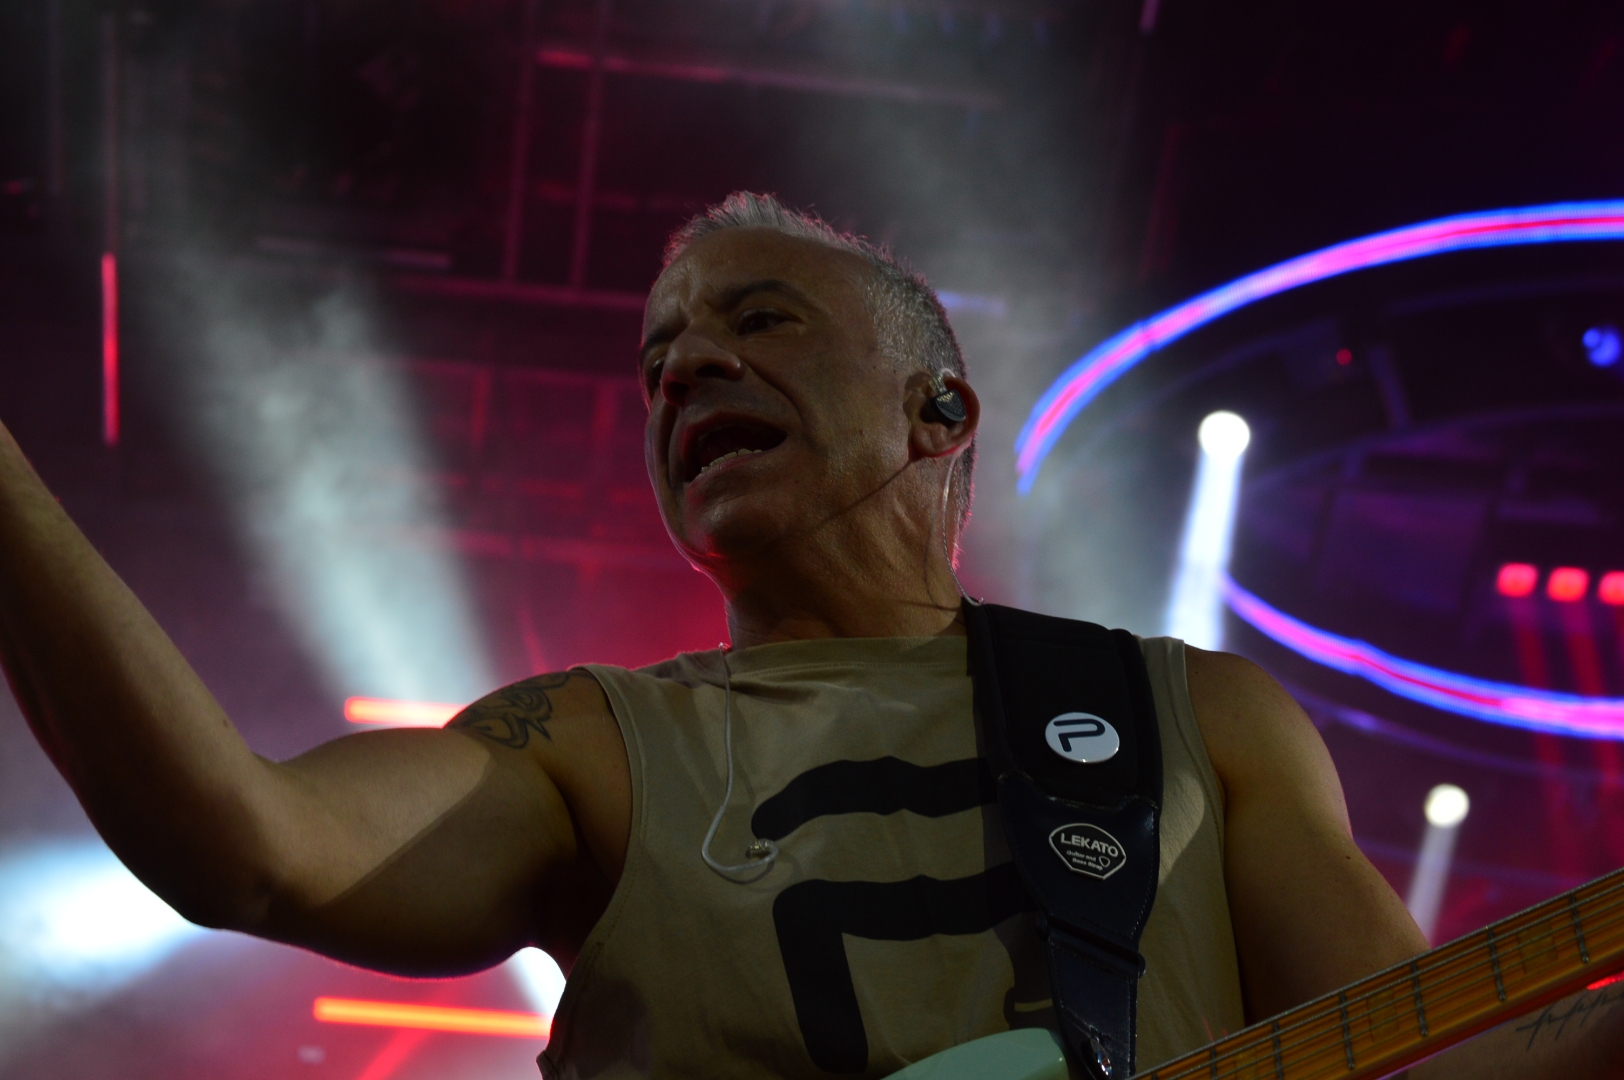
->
<box><xmin>448</xmin><ymin>669</ymin><xmax>617</xmax><ymax>751</ymax></box>
<box><xmin>1182</xmin><ymin>646</ymin><xmax>1336</xmax><ymax>803</ymax></box>
<box><xmin>448</xmin><ymin>669</ymin><xmax>632</xmax><ymax>885</ymax></box>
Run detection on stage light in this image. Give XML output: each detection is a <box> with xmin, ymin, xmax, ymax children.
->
<box><xmin>506</xmin><ymin>946</ymin><xmax>567</xmax><ymax>1019</ymax></box>
<box><xmin>1196</xmin><ymin>410</ymin><xmax>1251</xmax><ymax>459</ymax></box>
<box><xmin>1424</xmin><ymin>783</ymin><xmax>1470</xmax><ymax>827</ymax></box>
<box><xmin>313</xmin><ymin>998</ymin><xmax>549</xmax><ymax>1038</ymax></box>
<box><xmin>0</xmin><ymin>841</ymin><xmax>205</xmax><ymax>991</ymax></box>
<box><xmin>176</xmin><ymin>279</ymin><xmax>494</xmax><ymax>712</ymax></box>
<box><xmin>1599</xmin><ymin>571</ymin><xmax>1624</xmax><ymax>606</ymax></box>
<box><xmin>1222</xmin><ymin>575</ymin><xmax>1624</xmax><ymax>738</ymax></box>
<box><xmin>344</xmin><ymin>697</ymin><xmax>463</xmax><ymax>727</ymax></box>
<box><xmin>1408</xmin><ymin>784</ymin><xmax>1470</xmax><ymax>943</ymax></box>
<box><xmin>1165</xmin><ymin>412</ymin><xmax>1251</xmax><ymax>650</ymax></box>
<box><xmin>100</xmin><ymin>252</ymin><xmax>120</xmax><ymax>447</ymax></box>
<box><xmin>1495</xmin><ymin>562</ymin><xmax>1539</xmax><ymax>597</ymax></box>
<box><xmin>1583</xmin><ymin>325</ymin><xmax>1621</xmax><ymax>367</ymax></box>
<box><xmin>1548</xmin><ymin>567</ymin><xmax>1590</xmax><ymax>603</ymax></box>
<box><xmin>1015</xmin><ymin>201</ymin><xmax>1624</xmax><ymax>492</ymax></box>
<box><xmin>1335</xmin><ymin>348</ymin><xmax>1353</xmax><ymax>366</ymax></box>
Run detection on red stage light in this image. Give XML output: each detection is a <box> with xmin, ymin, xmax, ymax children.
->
<box><xmin>1599</xmin><ymin>572</ymin><xmax>1624</xmax><ymax>606</ymax></box>
<box><xmin>343</xmin><ymin>697</ymin><xmax>463</xmax><ymax>727</ymax></box>
<box><xmin>1335</xmin><ymin>348</ymin><xmax>1352</xmax><ymax>366</ymax></box>
<box><xmin>313</xmin><ymin>997</ymin><xmax>549</xmax><ymax>1038</ymax></box>
<box><xmin>1547</xmin><ymin>567</ymin><xmax>1590</xmax><ymax>603</ymax></box>
<box><xmin>101</xmin><ymin>252</ymin><xmax>120</xmax><ymax>447</ymax></box>
<box><xmin>1495</xmin><ymin>563</ymin><xmax>1538</xmax><ymax>598</ymax></box>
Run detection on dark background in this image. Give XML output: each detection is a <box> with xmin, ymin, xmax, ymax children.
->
<box><xmin>3</xmin><ymin>1</ymin><xmax>1624</xmax><ymax>1076</ymax></box>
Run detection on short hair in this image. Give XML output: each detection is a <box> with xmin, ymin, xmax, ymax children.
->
<box><xmin>664</xmin><ymin>192</ymin><xmax>975</xmax><ymax>535</ymax></box>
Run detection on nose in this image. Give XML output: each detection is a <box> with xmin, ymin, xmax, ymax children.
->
<box><xmin>660</xmin><ymin>328</ymin><xmax>746</xmax><ymax>407</ymax></box>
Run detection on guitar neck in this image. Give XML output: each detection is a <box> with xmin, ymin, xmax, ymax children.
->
<box><xmin>1134</xmin><ymin>864</ymin><xmax>1624</xmax><ymax>1080</ymax></box>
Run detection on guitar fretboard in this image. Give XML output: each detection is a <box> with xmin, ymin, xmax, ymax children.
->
<box><xmin>1134</xmin><ymin>864</ymin><xmax>1624</xmax><ymax>1080</ymax></box>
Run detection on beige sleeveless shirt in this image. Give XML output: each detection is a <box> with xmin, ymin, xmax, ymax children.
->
<box><xmin>540</xmin><ymin>635</ymin><xmax>1243</xmax><ymax>1079</ymax></box>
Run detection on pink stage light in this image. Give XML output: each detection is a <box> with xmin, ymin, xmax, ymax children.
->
<box><xmin>312</xmin><ymin>997</ymin><xmax>549</xmax><ymax>1039</ymax></box>
<box><xmin>1598</xmin><ymin>572</ymin><xmax>1624</xmax><ymax>606</ymax></box>
<box><xmin>1222</xmin><ymin>576</ymin><xmax>1624</xmax><ymax>739</ymax></box>
<box><xmin>343</xmin><ymin>697</ymin><xmax>463</xmax><ymax>727</ymax></box>
<box><xmin>352</xmin><ymin>1028</ymin><xmax>429</xmax><ymax>1080</ymax></box>
<box><xmin>1015</xmin><ymin>202</ymin><xmax>1624</xmax><ymax>492</ymax></box>
<box><xmin>100</xmin><ymin>252</ymin><xmax>120</xmax><ymax>447</ymax></box>
<box><xmin>1495</xmin><ymin>562</ymin><xmax>1539</xmax><ymax>598</ymax></box>
<box><xmin>1548</xmin><ymin>567</ymin><xmax>1591</xmax><ymax>603</ymax></box>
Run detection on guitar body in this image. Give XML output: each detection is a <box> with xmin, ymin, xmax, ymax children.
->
<box><xmin>888</xmin><ymin>1028</ymin><xmax>1069</xmax><ymax>1080</ymax></box>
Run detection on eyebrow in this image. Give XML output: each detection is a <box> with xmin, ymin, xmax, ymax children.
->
<box><xmin>638</xmin><ymin>278</ymin><xmax>819</xmax><ymax>362</ymax></box>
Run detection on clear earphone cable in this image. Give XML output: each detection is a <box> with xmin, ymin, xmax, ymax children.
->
<box><xmin>700</xmin><ymin>648</ymin><xmax>780</xmax><ymax>881</ymax></box>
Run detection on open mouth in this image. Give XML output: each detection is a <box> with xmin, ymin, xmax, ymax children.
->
<box><xmin>682</xmin><ymin>421</ymin><xmax>788</xmax><ymax>483</ymax></box>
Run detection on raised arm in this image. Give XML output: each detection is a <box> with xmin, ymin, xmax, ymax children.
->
<box><xmin>0</xmin><ymin>423</ymin><xmax>629</xmax><ymax>975</ymax></box>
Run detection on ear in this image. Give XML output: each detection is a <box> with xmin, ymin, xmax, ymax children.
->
<box><xmin>907</xmin><ymin>372</ymin><xmax>980</xmax><ymax>461</ymax></box>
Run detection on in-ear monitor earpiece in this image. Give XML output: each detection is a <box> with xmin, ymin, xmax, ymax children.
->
<box><xmin>925</xmin><ymin>374</ymin><xmax>968</xmax><ymax>425</ymax></box>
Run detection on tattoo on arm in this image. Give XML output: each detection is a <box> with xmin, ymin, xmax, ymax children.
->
<box><xmin>1514</xmin><ymin>985</ymin><xmax>1624</xmax><ymax>1050</ymax></box>
<box><xmin>447</xmin><ymin>672</ymin><xmax>577</xmax><ymax>750</ymax></box>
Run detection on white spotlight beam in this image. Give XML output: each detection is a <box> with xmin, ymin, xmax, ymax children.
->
<box><xmin>182</xmin><ymin>280</ymin><xmax>495</xmax><ymax>705</ymax></box>
<box><xmin>0</xmin><ymin>840</ymin><xmax>206</xmax><ymax>992</ymax></box>
<box><xmin>1406</xmin><ymin>783</ymin><xmax>1470</xmax><ymax>943</ymax></box>
<box><xmin>1165</xmin><ymin>411</ymin><xmax>1251</xmax><ymax>649</ymax></box>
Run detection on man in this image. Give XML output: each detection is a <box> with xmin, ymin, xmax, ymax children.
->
<box><xmin>1</xmin><ymin>193</ymin><xmax>1619</xmax><ymax>1078</ymax></box>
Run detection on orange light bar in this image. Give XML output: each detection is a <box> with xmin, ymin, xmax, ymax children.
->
<box><xmin>313</xmin><ymin>997</ymin><xmax>548</xmax><ymax>1038</ymax></box>
<box><xmin>344</xmin><ymin>697</ymin><xmax>463</xmax><ymax>727</ymax></box>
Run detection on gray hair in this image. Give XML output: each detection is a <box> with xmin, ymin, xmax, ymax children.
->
<box><xmin>664</xmin><ymin>192</ymin><xmax>975</xmax><ymax>534</ymax></box>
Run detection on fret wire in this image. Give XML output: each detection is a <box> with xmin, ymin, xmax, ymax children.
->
<box><xmin>1409</xmin><ymin>960</ymin><xmax>1428</xmax><ymax>1038</ymax></box>
<box><xmin>1253</xmin><ymin>902</ymin><xmax>1624</xmax><ymax>1078</ymax></box>
<box><xmin>1143</xmin><ymin>877</ymin><xmax>1624</xmax><ymax>1080</ymax></box>
<box><xmin>1243</xmin><ymin>900</ymin><xmax>1624</xmax><ymax>1076</ymax></box>
<box><xmin>1485</xmin><ymin>926</ymin><xmax>1506</xmax><ymax>1002</ymax></box>
<box><xmin>1569</xmin><ymin>894</ymin><xmax>1591</xmax><ymax>964</ymax></box>
<box><xmin>1189</xmin><ymin>932</ymin><xmax>1552</xmax><ymax>1080</ymax></box>
<box><xmin>1270</xmin><ymin>1019</ymin><xmax>1283</xmax><ymax>1080</ymax></box>
<box><xmin>1338</xmin><ymin>989</ymin><xmax>1354</xmax><ymax>1071</ymax></box>
<box><xmin>1166</xmin><ymin>941</ymin><xmax>1614</xmax><ymax>1080</ymax></box>
<box><xmin>1184</xmin><ymin>930</ymin><xmax>1624</xmax><ymax>1080</ymax></box>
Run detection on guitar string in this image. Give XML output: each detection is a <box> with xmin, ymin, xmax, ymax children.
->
<box><xmin>1176</xmin><ymin>890</ymin><xmax>1624</xmax><ymax>1080</ymax></box>
<box><xmin>1147</xmin><ymin>887</ymin><xmax>1624</xmax><ymax>1080</ymax></box>
<box><xmin>1141</xmin><ymin>870</ymin><xmax>1624</xmax><ymax>1080</ymax></box>
<box><xmin>1158</xmin><ymin>894</ymin><xmax>1621</xmax><ymax>1080</ymax></box>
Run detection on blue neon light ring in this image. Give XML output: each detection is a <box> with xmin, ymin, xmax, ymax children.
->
<box><xmin>1222</xmin><ymin>576</ymin><xmax>1624</xmax><ymax>740</ymax></box>
<box><xmin>1014</xmin><ymin>201</ymin><xmax>1624</xmax><ymax>493</ymax></box>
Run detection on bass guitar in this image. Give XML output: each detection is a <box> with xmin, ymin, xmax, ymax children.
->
<box><xmin>893</xmin><ymin>862</ymin><xmax>1624</xmax><ymax>1079</ymax></box>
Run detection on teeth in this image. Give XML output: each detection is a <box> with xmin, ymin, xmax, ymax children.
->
<box><xmin>695</xmin><ymin>448</ymin><xmax>763</xmax><ymax>477</ymax></box>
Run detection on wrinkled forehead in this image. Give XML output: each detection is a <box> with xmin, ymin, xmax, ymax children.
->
<box><xmin>643</xmin><ymin>227</ymin><xmax>872</xmax><ymax>333</ymax></box>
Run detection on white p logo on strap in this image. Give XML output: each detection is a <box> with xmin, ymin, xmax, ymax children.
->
<box><xmin>1044</xmin><ymin>712</ymin><xmax>1120</xmax><ymax>764</ymax></box>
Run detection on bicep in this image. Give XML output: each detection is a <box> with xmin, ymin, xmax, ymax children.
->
<box><xmin>1187</xmin><ymin>648</ymin><xmax>1428</xmax><ymax>1021</ymax></box>
<box><xmin>255</xmin><ymin>723</ymin><xmax>576</xmax><ymax>976</ymax></box>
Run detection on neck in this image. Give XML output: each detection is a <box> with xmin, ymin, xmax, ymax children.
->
<box><xmin>719</xmin><ymin>534</ymin><xmax>966</xmax><ymax>649</ymax></box>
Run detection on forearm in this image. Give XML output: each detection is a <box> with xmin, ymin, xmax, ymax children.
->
<box><xmin>1411</xmin><ymin>985</ymin><xmax>1624</xmax><ymax>1080</ymax></box>
<box><xmin>0</xmin><ymin>426</ymin><xmax>283</xmax><ymax>926</ymax></box>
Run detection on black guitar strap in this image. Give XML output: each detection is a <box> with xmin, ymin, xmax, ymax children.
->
<box><xmin>964</xmin><ymin>600</ymin><xmax>1163</xmax><ymax>1080</ymax></box>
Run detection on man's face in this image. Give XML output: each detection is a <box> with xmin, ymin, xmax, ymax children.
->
<box><xmin>639</xmin><ymin>228</ymin><xmax>912</xmax><ymax>576</ymax></box>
